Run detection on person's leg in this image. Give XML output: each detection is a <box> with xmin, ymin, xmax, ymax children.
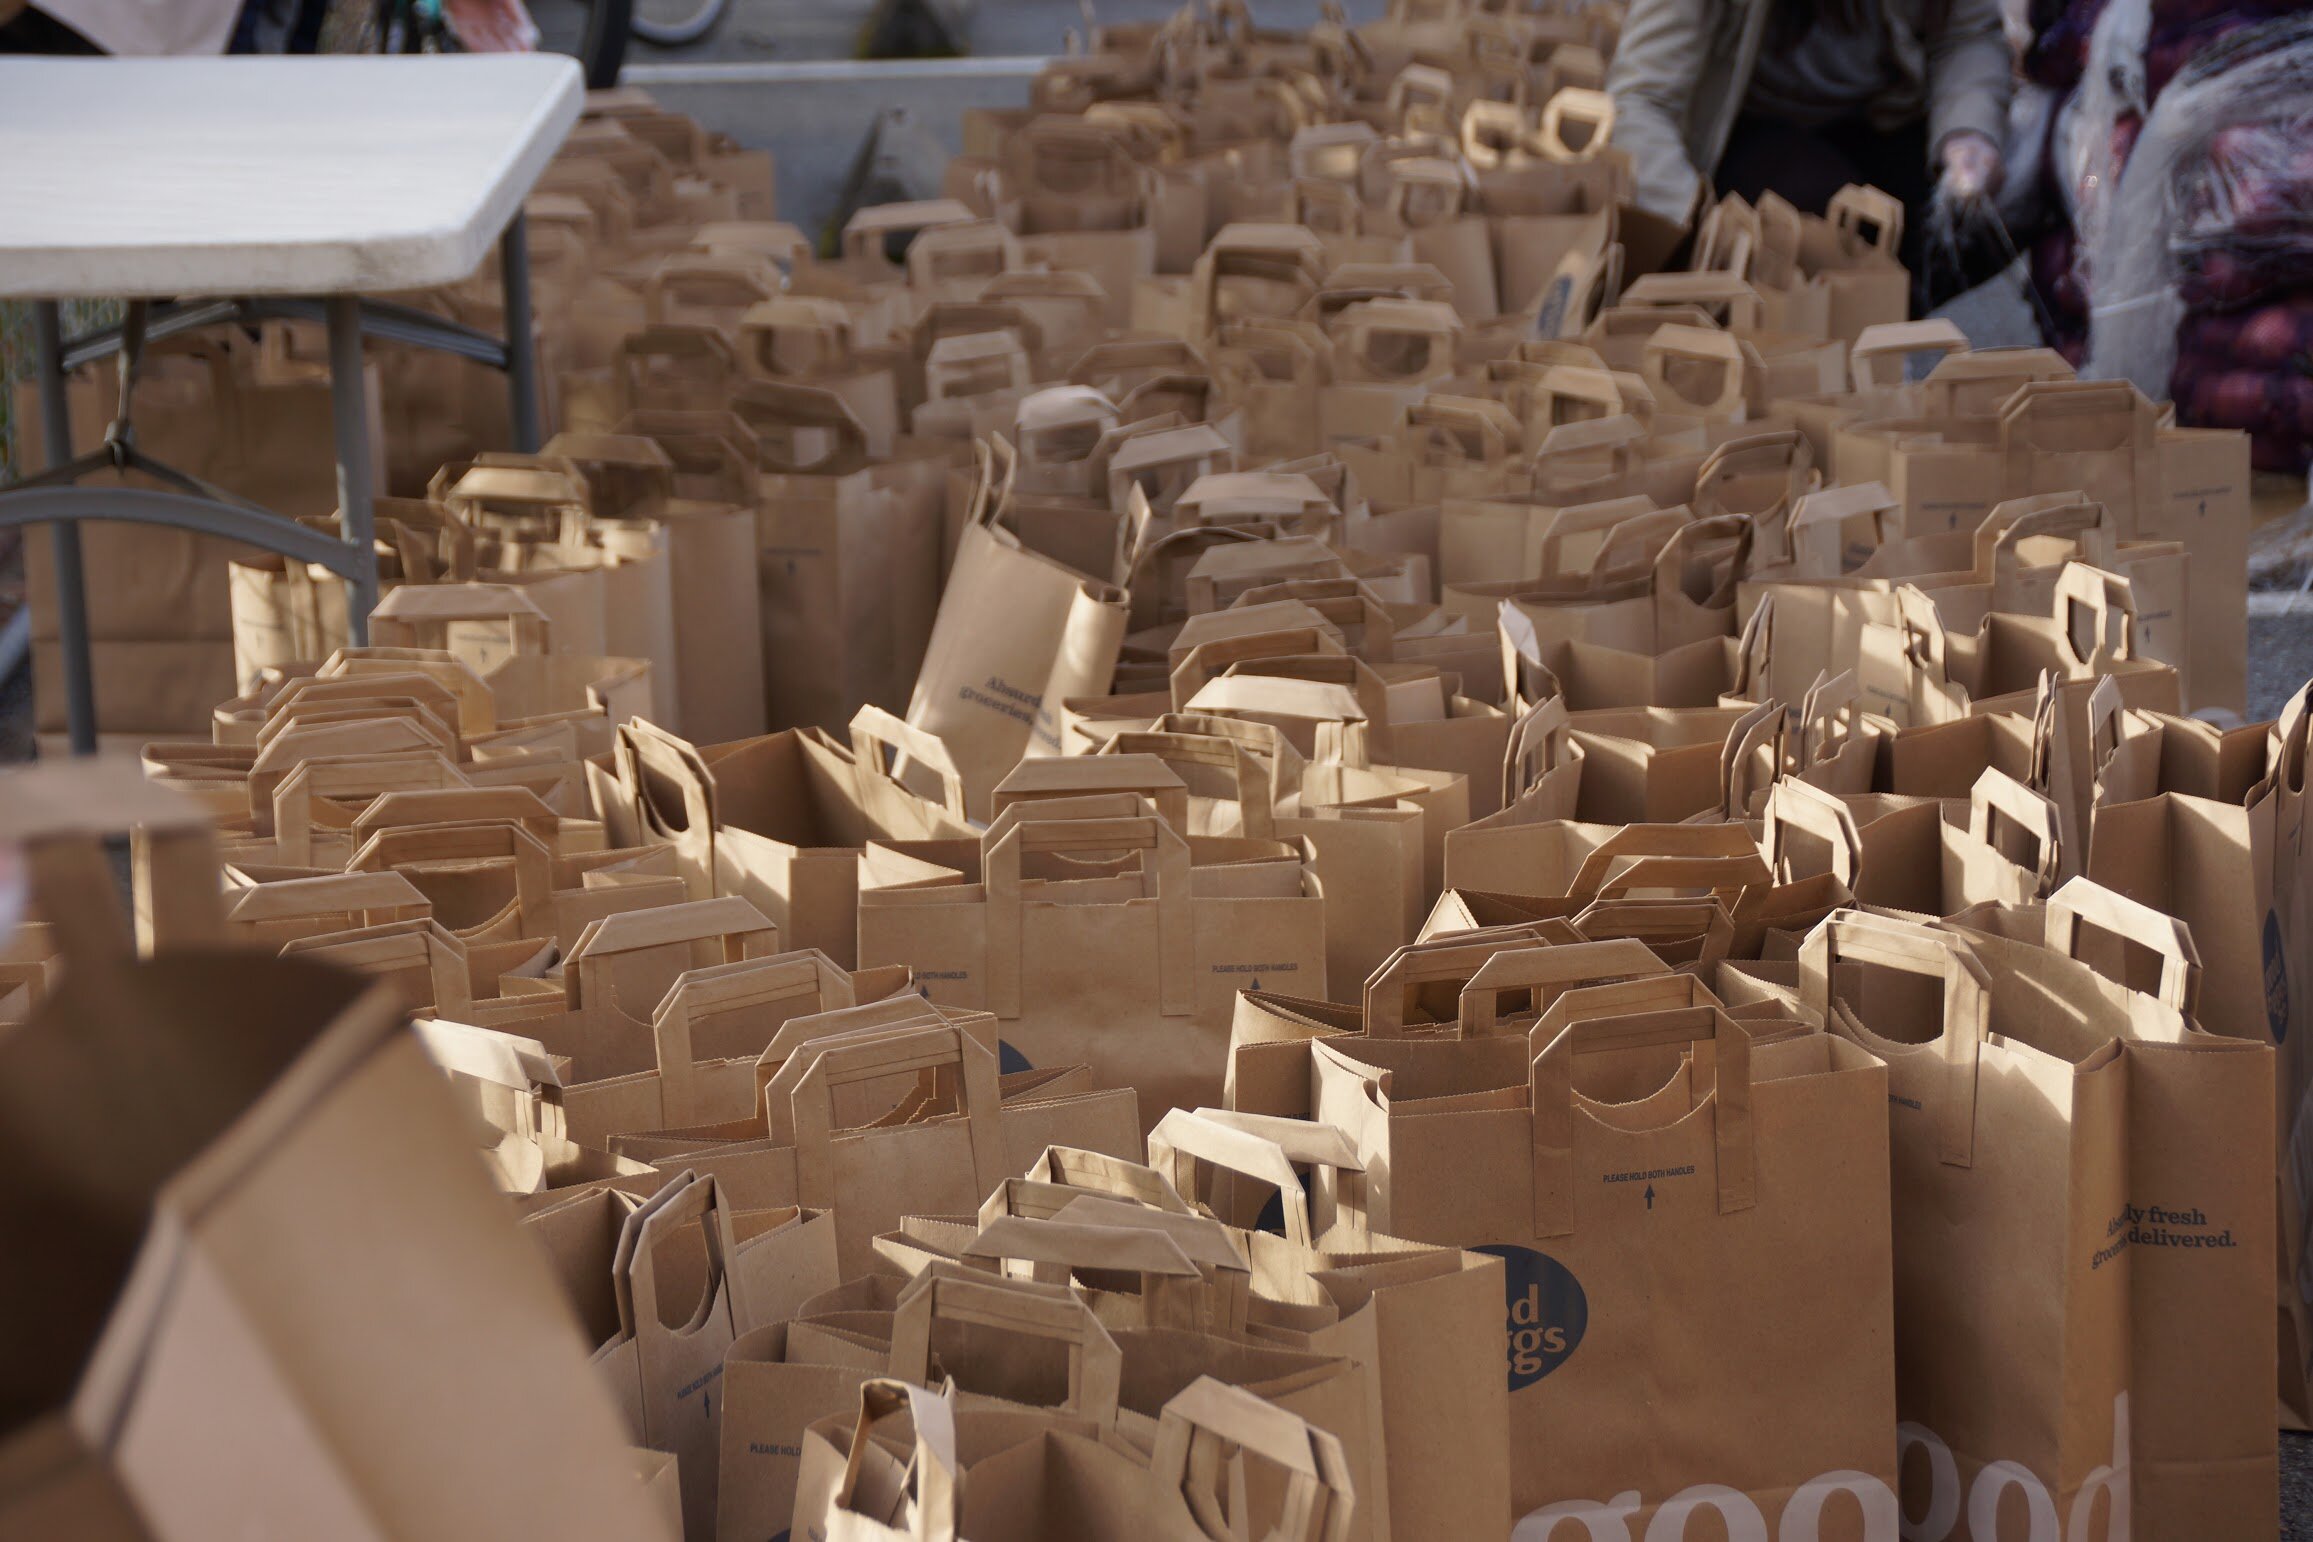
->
<box><xmin>287</xmin><ymin>0</ymin><xmax>325</xmax><ymax>52</ymax></box>
<box><xmin>1714</xmin><ymin>116</ymin><xmax>1869</xmax><ymax>219</ymax></box>
<box><xmin>227</xmin><ymin>0</ymin><xmax>265</xmax><ymax>52</ymax></box>
<box><xmin>0</xmin><ymin>7</ymin><xmax>103</xmax><ymax>51</ymax></box>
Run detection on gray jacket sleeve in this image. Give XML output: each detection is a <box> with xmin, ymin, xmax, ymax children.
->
<box><xmin>1605</xmin><ymin>0</ymin><xmax>1715</xmax><ymax>225</ymax></box>
<box><xmin>1924</xmin><ymin>0</ymin><xmax>2015</xmax><ymax>160</ymax></box>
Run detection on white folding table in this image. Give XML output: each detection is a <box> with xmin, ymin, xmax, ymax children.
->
<box><xmin>0</xmin><ymin>54</ymin><xmax>583</xmax><ymax>752</ymax></box>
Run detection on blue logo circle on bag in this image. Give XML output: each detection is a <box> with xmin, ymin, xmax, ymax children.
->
<box><xmin>2266</xmin><ymin>911</ymin><xmax>2291</xmax><ymax>1043</ymax></box>
<box><xmin>1477</xmin><ymin>1244</ymin><xmax>1587</xmax><ymax>1390</ymax></box>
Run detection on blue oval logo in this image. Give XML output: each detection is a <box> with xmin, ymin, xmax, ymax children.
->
<box><xmin>1477</xmin><ymin>1244</ymin><xmax>1588</xmax><ymax>1390</ymax></box>
<box><xmin>2265</xmin><ymin>911</ymin><xmax>2291</xmax><ymax>1043</ymax></box>
<box><xmin>998</xmin><ymin>1040</ymin><xmax>1033</xmax><ymax>1075</ymax></box>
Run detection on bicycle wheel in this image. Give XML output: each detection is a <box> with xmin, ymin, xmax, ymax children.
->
<box><xmin>576</xmin><ymin>0</ymin><xmax>632</xmax><ymax>86</ymax></box>
<box><xmin>630</xmin><ymin>0</ymin><xmax>729</xmax><ymax>47</ymax></box>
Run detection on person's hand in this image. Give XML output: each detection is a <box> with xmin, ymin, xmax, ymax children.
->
<box><xmin>444</xmin><ymin>0</ymin><xmax>538</xmax><ymax>51</ymax></box>
<box><xmin>1939</xmin><ymin>131</ymin><xmax>2005</xmax><ymax>203</ymax></box>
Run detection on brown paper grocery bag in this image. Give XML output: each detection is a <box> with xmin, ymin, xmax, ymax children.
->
<box><xmin>1943</xmin><ymin>880</ymin><xmax>2277</xmax><ymax>1538</ymax></box>
<box><xmin>590</xmin><ymin>1172</ymin><xmax>765</xmax><ymax>1541</ymax></box>
<box><xmin>796</xmin><ymin>1370</ymin><xmax>1356</xmax><ymax>1542</ymax></box>
<box><xmin>1761</xmin><ymin>770</ymin><xmax>2057</xmax><ymax>914</ymax></box>
<box><xmin>1801</xmin><ymin>912</ymin><xmax>2131</xmax><ymax>1540</ymax></box>
<box><xmin>626</xmin><ymin>1008</ymin><xmax>1143</xmax><ymax>1276</ymax></box>
<box><xmin>543</xmin><ymin>430</ymin><xmax>770</xmax><ymax>744</ymax></box>
<box><xmin>2091</xmin><ymin>686</ymin><xmax>2313</xmax><ymax>1424</ymax></box>
<box><xmin>228</xmin><ymin>496</ymin><xmax>477</xmax><ymax>685</ymax></box>
<box><xmin>857</xmin><ymin>793</ymin><xmax>1325</xmax><ymax>1135</ymax></box>
<box><xmin>537</xmin><ymin>946</ymin><xmax>924</xmax><ymax>1154</ymax></box>
<box><xmin>0</xmin><ymin>951</ymin><xmax>675</xmax><ymax>1541</ymax></box>
<box><xmin>1143</xmin><ymin>1109</ymin><xmax>1513</xmax><ymax>1541</ymax></box>
<box><xmin>1094</xmin><ymin>718</ymin><xmax>1429</xmax><ymax>990</ymax></box>
<box><xmin>714</xmin><ymin>1316</ymin><xmax>892</xmax><ymax>1542</ymax></box>
<box><xmin>1444</xmin><ymin>813</ymin><xmax>1771</xmax><ymax>907</ymax></box>
<box><xmin>865</xmin><ymin>1212</ymin><xmax>1381</xmax><ymax>1538</ymax></box>
<box><xmin>906</xmin><ymin>440</ymin><xmax>1132</xmax><ymax>819</ymax></box>
<box><xmin>731</xmin><ymin>378</ymin><xmax>945</xmax><ymax>734</ymax></box>
<box><xmin>1281</xmin><ymin>965</ymin><xmax>1898</xmax><ymax>1530</ymax></box>
<box><xmin>614</xmin><ymin>714</ymin><xmax>972</xmax><ymax>967</ymax></box>
<box><xmin>1989</xmin><ymin>382</ymin><xmax>2245</xmax><ymax>710</ymax></box>
<box><xmin>1793</xmin><ymin>186</ymin><xmax>1911</xmax><ymax>343</ymax></box>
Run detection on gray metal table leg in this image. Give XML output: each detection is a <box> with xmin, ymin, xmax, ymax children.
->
<box><xmin>326</xmin><ymin>295</ymin><xmax>380</xmax><ymax>646</ymax></box>
<box><xmin>500</xmin><ymin>211</ymin><xmax>540</xmax><ymax>453</ymax></box>
<box><xmin>31</xmin><ymin>302</ymin><xmax>97</xmax><ymax>756</ymax></box>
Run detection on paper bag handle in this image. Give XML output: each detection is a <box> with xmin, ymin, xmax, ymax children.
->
<box><xmin>1456</xmin><ymin>939</ymin><xmax>1674</xmax><ymax>1035</ymax></box>
<box><xmin>2051</xmin><ymin>562</ymin><xmax>2137</xmax><ymax>670</ymax></box>
<box><xmin>618</xmin><ymin>720</ymin><xmax>718</xmax><ymax>854</ymax></box>
<box><xmin>564</xmin><ymin>895</ymin><xmax>780</xmax><ymax>1015</ymax></box>
<box><xmin>1530</xmin><ymin>412</ymin><xmax>1645</xmax><ymax>489</ymax></box>
<box><xmin>995</xmin><ymin>1146</ymin><xmax>1198</xmax><ymax>1222</ymax></box>
<box><xmin>1641</xmin><ymin>324</ymin><xmax>1754</xmax><ymax>420</ymax></box>
<box><xmin>1977</xmin><ymin>497</ymin><xmax>2116</xmax><ymax>601</ymax></box>
<box><xmin>1102</xmin><ymin>729</ymin><xmax>1280</xmax><ymax>840</ymax></box>
<box><xmin>961</xmin><ymin>1212</ymin><xmax>1205</xmax><ymax>1286</ymax></box>
<box><xmin>983</xmin><ymin>811</ymin><xmax>1195</xmax><ymax>1019</ymax></box>
<box><xmin>1360</xmin><ymin>930</ymin><xmax>1609</xmax><ymax>1036</ymax></box>
<box><xmin>1718</xmin><ymin>698</ymin><xmax>1784</xmax><ymax>820</ymax></box>
<box><xmin>1798</xmin><ymin>911</ymin><xmax>1989</xmax><ymax>1167</ymax></box>
<box><xmin>1573</xmin><ymin>896</ymin><xmax>1736</xmax><ymax>971</ymax></box>
<box><xmin>786</xmin><ymin>1024</ymin><xmax>1007</xmax><ymax>1208</ymax></box>
<box><xmin>1784</xmin><ymin>483</ymin><xmax>1900</xmax><ymax>581</ymax></box>
<box><xmin>1795</xmin><ymin>669</ymin><xmax>1863</xmax><ymax>766</ymax></box>
<box><xmin>1650</xmin><ymin>510</ymin><xmax>1752</xmax><ymax>616</ymax></box>
<box><xmin>1535</xmin><ymin>87</ymin><xmax>1615</xmax><ymax>162</ymax></box>
<box><xmin>1145</xmin><ymin>1107</ymin><xmax>1362</xmax><ymax>1249</ymax></box>
<box><xmin>1530</xmin><ymin>1005</ymin><xmax>1756</xmax><ymax>1237</ymax></box>
<box><xmin>851</xmin><ymin>706</ymin><xmax>971</xmax><ymax>823</ymax></box>
<box><xmin>887</xmin><ymin>1265</ymin><xmax>1123</xmax><ymax>1429</ymax></box>
<box><xmin>1761</xmin><ymin>778</ymin><xmax>1864</xmax><ymax>886</ymax></box>
<box><xmin>2045</xmin><ymin>876</ymin><xmax>2201</xmax><ymax>1013</ymax></box>
<box><xmin>643</xmin><ymin>252</ymin><xmax>779</xmax><ymax>324</ymax></box>
<box><xmin>1169</xmin><ymin>629</ymin><xmax>1355</xmax><ymax>710</ymax></box>
<box><xmin>1565</xmin><ymin>821</ymin><xmax>1769</xmax><ymax>901</ymax></box>
<box><xmin>1503</xmin><ymin>694</ymin><xmax>1572</xmax><ymax>807</ymax></box>
<box><xmin>1829</xmin><ymin>184</ymin><xmax>1905</xmax><ymax>251</ymax></box>
<box><xmin>1966</xmin><ymin>768</ymin><xmax>2061</xmax><ymax>893</ymax></box>
<box><xmin>349</xmin><ymin>819</ymin><xmax>554</xmax><ymax>932</ymax></box>
<box><xmin>615</xmin><ymin>1171</ymin><xmax>743</xmax><ymax>1346</ymax></box>
<box><xmin>1696</xmin><ymin>426</ymin><xmax>1811</xmax><ymax>488</ymax></box>
<box><xmin>830</xmin><ymin>1379</ymin><xmax>960</xmax><ymax>1542</ymax></box>
<box><xmin>657</xmin><ymin>949</ymin><xmax>857</xmax><ymax>1118</ymax></box>
<box><xmin>1593</xmin><ymin>854</ymin><xmax>1773</xmax><ymax>899</ymax></box>
<box><xmin>1849</xmin><ymin>319</ymin><xmax>1967</xmax><ymax>390</ymax></box>
<box><xmin>1459</xmin><ymin>97</ymin><xmax>1536</xmax><ymax>170</ymax></box>
<box><xmin>1152</xmin><ymin>1377</ymin><xmax>1357</xmax><ymax>1542</ymax></box>
<box><xmin>1531</xmin><ymin>493</ymin><xmax>1660</xmax><ymax>578</ymax></box>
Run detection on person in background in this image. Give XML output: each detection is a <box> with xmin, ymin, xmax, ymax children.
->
<box><xmin>0</xmin><ymin>0</ymin><xmax>534</xmax><ymax>54</ymax></box>
<box><xmin>0</xmin><ymin>0</ymin><xmax>240</xmax><ymax>52</ymax></box>
<box><xmin>1607</xmin><ymin>0</ymin><xmax>2015</xmax><ymax>286</ymax></box>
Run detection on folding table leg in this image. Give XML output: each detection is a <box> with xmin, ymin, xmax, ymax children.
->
<box><xmin>31</xmin><ymin>301</ymin><xmax>97</xmax><ymax>757</ymax></box>
<box><xmin>499</xmin><ymin>211</ymin><xmax>540</xmax><ymax>454</ymax></box>
<box><xmin>326</xmin><ymin>295</ymin><xmax>380</xmax><ymax>645</ymax></box>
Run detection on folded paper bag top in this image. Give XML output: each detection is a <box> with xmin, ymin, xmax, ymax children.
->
<box><xmin>0</xmin><ymin>951</ymin><xmax>676</xmax><ymax>1542</ymax></box>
